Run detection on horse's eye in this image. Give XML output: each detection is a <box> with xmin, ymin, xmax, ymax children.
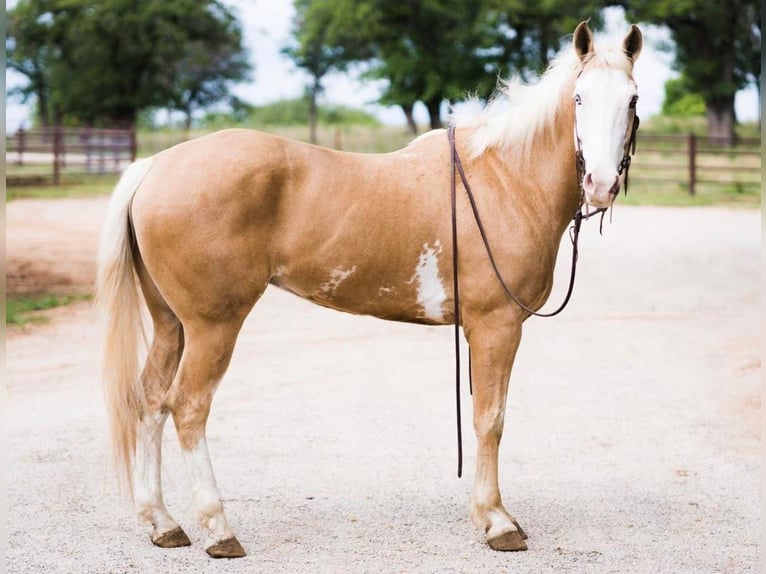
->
<box><xmin>574</xmin><ymin>94</ymin><xmax>582</xmax><ymax>105</ymax></box>
<box><xmin>629</xmin><ymin>95</ymin><xmax>638</xmax><ymax>108</ymax></box>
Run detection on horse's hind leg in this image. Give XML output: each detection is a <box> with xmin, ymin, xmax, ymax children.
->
<box><xmin>134</xmin><ymin>263</ymin><xmax>190</xmax><ymax>547</ymax></box>
<box><xmin>165</xmin><ymin>318</ymin><xmax>247</xmax><ymax>558</ymax></box>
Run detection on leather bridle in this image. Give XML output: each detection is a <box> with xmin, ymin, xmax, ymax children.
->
<box><xmin>447</xmin><ymin>102</ymin><xmax>639</xmax><ymax>477</ymax></box>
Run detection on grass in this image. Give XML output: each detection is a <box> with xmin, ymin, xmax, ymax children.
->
<box><xmin>6</xmin><ymin>294</ymin><xmax>91</xmax><ymax>326</ymax></box>
<box><xmin>621</xmin><ymin>181</ymin><xmax>761</xmax><ymax>207</ymax></box>
<box><xmin>7</xmin><ymin>175</ymin><xmax>119</xmax><ymax>201</ymax></box>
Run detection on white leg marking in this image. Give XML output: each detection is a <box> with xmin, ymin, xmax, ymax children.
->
<box><xmin>409</xmin><ymin>241</ymin><xmax>447</xmax><ymax>321</ymax></box>
<box><xmin>182</xmin><ymin>438</ymin><xmax>235</xmax><ymax>546</ymax></box>
<box><xmin>135</xmin><ymin>413</ymin><xmax>179</xmax><ymax>534</ymax></box>
<box><xmin>319</xmin><ymin>266</ymin><xmax>357</xmax><ymax>297</ymax></box>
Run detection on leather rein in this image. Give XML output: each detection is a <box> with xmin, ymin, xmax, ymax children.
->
<box><xmin>447</xmin><ymin>106</ymin><xmax>639</xmax><ymax>477</ymax></box>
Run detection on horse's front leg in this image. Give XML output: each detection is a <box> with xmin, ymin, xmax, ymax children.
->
<box><xmin>465</xmin><ymin>314</ymin><xmax>527</xmax><ymax>551</ymax></box>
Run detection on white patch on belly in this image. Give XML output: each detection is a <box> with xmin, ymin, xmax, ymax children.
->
<box><xmin>378</xmin><ymin>286</ymin><xmax>398</xmax><ymax>296</ymax></box>
<box><xmin>320</xmin><ymin>266</ymin><xmax>357</xmax><ymax>297</ymax></box>
<box><xmin>409</xmin><ymin>241</ymin><xmax>446</xmax><ymax>321</ymax></box>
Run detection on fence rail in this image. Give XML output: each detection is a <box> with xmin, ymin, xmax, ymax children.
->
<box><xmin>631</xmin><ymin>133</ymin><xmax>761</xmax><ymax>195</ymax></box>
<box><xmin>6</xmin><ymin>126</ymin><xmax>136</xmax><ymax>185</ymax></box>
<box><xmin>5</xmin><ymin>127</ymin><xmax>761</xmax><ymax>194</ymax></box>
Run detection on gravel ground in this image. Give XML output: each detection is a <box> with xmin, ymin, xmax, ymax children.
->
<box><xmin>6</xmin><ymin>199</ymin><xmax>761</xmax><ymax>573</ymax></box>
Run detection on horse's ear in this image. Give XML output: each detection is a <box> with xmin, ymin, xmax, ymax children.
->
<box><xmin>573</xmin><ymin>21</ymin><xmax>594</xmax><ymax>62</ymax></box>
<box><xmin>623</xmin><ymin>24</ymin><xmax>643</xmax><ymax>63</ymax></box>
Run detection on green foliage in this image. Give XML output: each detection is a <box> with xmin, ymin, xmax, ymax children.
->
<box><xmin>481</xmin><ymin>0</ymin><xmax>606</xmax><ymax>80</ymax></box>
<box><xmin>200</xmin><ymin>98</ymin><xmax>381</xmax><ymax>129</ymax></box>
<box><xmin>662</xmin><ymin>76</ymin><xmax>706</xmax><ymax>117</ymax></box>
<box><xmin>6</xmin><ymin>0</ymin><xmax>251</xmax><ymax>126</ymax></box>
<box><xmin>301</xmin><ymin>0</ymin><xmax>609</xmax><ymax>129</ymax></box>
<box><xmin>7</xmin><ymin>294</ymin><xmax>89</xmax><ymax>325</ymax></box>
<box><xmin>623</xmin><ymin>0</ymin><xmax>761</xmax><ymax>139</ymax></box>
<box><xmin>6</xmin><ymin>175</ymin><xmax>118</xmax><ymax>201</ymax></box>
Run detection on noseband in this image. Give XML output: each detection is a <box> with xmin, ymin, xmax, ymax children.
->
<box><xmin>447</xmin><ymin>100</ymin><xmax>639</xmax><ymax>477</ymax></box>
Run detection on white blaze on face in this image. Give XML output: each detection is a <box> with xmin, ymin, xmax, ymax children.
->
<box><xmin>320</xmin><ymin>266</ymin><xmax>357</xmax><ymax>297</ymax></box>
<box><xmin>410</xmin><ymin>241</ymin><xmax>447</xmax><ymax>321</ymax></box>
<box><xmin>573</xmin><ymin>67</ymin><xmax>637</xmax><ymax>207</ymax></box>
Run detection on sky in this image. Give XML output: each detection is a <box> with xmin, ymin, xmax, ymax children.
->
<box><xmin>4</xmin><ymin>2</ymin><xmax>760</xmax><ymax>132</ymax></box>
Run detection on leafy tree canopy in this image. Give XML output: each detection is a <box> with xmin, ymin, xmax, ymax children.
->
<box><xmin>6</xmin><ymin>0</ymin><xmax>251</xmax><ymax>127</ymax></box>
<box><xmin>662</xmin><ymin>76</ymin><xmax>706</xmax><ymax>116</ymax></box>
<box><xmin>297</xmin><ymin>0</ymin><xmax>608</xmax><ymax>130</ymax></box>
<box><xmin>619</xmin><ymin>0</ymin><xmax>760</xmax><ymax>139</ymax></box>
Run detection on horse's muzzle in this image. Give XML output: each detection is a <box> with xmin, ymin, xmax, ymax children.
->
<box><xmin>582</xmin><ymin>171</ymin><xmax>619</xmax><ymax>208</ymax></box>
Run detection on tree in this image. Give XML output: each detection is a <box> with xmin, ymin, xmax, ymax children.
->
<box><xmin>309</xmin><ymin>0</ymin><xmax>494</xmax><ymax>131</ymax></box>
<box><xmin>6</xmin><ymin>0</ymin><xmax>251</xmax><ymax>127</ymax></box>
<box><xmin>308</xmin><ymin>0</ymin><xmax>609</xmax><ymax>132</ymax></box>
<box><xmin>620</xmin><ymin>0</ymin><xmax>761</xmax><ymax>142</ymax></box>
<box><xmin>5</xmin><ymin>1</ymin><xmax>57</xmax><ymax>127</ymax></box>
<box><xmin>482</xmin><ymin>1</ymin><xmax>606</xmax><ymax>81</ymax></box>
<box><xmin>283</xmin><ymin>0</ymin><xmax>360</xmax><ymax>143</ymax></box>
<box><xmin>661</xmin><ymin>76</ymin><xmax>705</xmax><ymax>116</ymax></box>
<box><xmin>164</xmin><ymin>3</ymin><xmax>251</xmax><ymax>132</ymax></box>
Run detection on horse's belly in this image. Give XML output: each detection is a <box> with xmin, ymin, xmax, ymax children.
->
<box><xmin>269</xmin><ymin>254</ymin><xmax>453</xmax><ymax>326</ymax></box>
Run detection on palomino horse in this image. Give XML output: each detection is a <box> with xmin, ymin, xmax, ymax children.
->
<box><xmin>98</xmin><ymin>21</ymin><xmax>641</xmax><ymax>558</ymax></box>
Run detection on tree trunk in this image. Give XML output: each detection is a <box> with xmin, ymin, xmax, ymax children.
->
<box><xmin>705</xmin><ymin>95</ymin><xmax>736</xmax><ymax>145</ymax></box>
<box><xmin>400</xmin><ymin>103</ymin><xmax>418</xmax><ymax>135</ymax></box>
<box><xmin>37</xmin><ymin>92</ymin><xmax>50</xmax><ymax>129</ymax></box>
<box><xmin>424</xmin><ymin>98</ymin><xmax>442</xmax><ymax>130</ymax></box>
<box><xmin>308</xmin><ymin>92</ymin><xmax>318</xmax><ymax>144</ymax></box>
<box><xmin>308</xmin><ymin>76</ymin><xmax>322</xmax><ymax>145</ymax></box>
<box><xmin>183</xmin><ymin>110</ymin><xmax>193</xmax><ymax>141</ymax></box>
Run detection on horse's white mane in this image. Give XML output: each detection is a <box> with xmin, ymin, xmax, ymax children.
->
<box><xmin>450</xmin><ymin>47</ymin><xmax>633</xmax><ymax>158</ymax></box>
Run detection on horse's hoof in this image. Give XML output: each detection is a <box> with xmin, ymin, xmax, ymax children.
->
<box><xmin>487</xmin><ymin>529</ymin><xmax>528</xmax><ymax>551</ymax></box>
<box><xmin>206</xmin><ymin>537</ymin><xmax>247</xmax><ymax>559</ymax></box>
<box><xmin>513</xmin><ymin>520</ymin><xmax>528</xmax><ymax>540</ymax></box>
<box><xmin>152</xmin><ymin>526</ymin><xmax>192</xmax><ymax>548</ymax></box>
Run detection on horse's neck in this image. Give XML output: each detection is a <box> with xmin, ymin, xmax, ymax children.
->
<box><xmin>502</xmin><ymin>102</ymin><xmax>581</xmax><ymax>237</ymax></box>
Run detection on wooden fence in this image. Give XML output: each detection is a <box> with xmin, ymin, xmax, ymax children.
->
<box><xmin>631</xmin><ymin>134</ymin><xmax>761</xmax><ymax>195</ymax></box>
<box><xmin>6</xmin><ymin>126</ymin><xmax>136</xmax><ymax>185</ymax></box>
<box><xmin>5</xmin><ymin>126</ymin><xmax>760</xmax><ymax>194</ymax></box>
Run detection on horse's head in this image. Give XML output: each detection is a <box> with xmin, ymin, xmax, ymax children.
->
<box><xmin>572</xmin><ymin>21</ymin><xmax>642</xmax><ymax>209</ymax></box>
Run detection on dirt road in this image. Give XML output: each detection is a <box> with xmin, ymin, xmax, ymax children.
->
<box><xmin>6</xmin><ymin>197</ymin><xmax>761</xmax><ymax>573</ymax></box>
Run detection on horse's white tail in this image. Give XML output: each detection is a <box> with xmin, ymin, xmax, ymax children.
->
<box><xmin>96</xmin><ymin>157</ymin><xmax>155</xmax><ymax>497</ymax></box>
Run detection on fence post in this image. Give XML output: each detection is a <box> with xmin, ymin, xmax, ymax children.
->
<box><xmin>687</xmin><ymin>132</ymin><xmax>696</xmax><ymax>195</ymax></box>
<box><xmin>98</xmin><ymin>132</ymin><xmax>106</xmax><ymax>174</ymax></box>
<box><xmin>83</xmin><ymin>126</ymin><xmax>92</xmax><ymax>172</ymax></box>
<box><xmin>129</xmin><ymin>126</ymin><xmax>137</xmax><ymax>163</ymax></box>
<box><xmin>16</xmin><ymin>128</ymin><xmax>26</xmax><ymax>166</ymax></box>
<box><xmin>53</xmin><ymin>125</ymin><xmax>63</xmax><ymax>185</ymax></box>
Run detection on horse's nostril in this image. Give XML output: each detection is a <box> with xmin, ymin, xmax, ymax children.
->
<box><xmin>583</xmin><ymin>172</ymin><xmax>594</xmax><ymax>191</ymax></box>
